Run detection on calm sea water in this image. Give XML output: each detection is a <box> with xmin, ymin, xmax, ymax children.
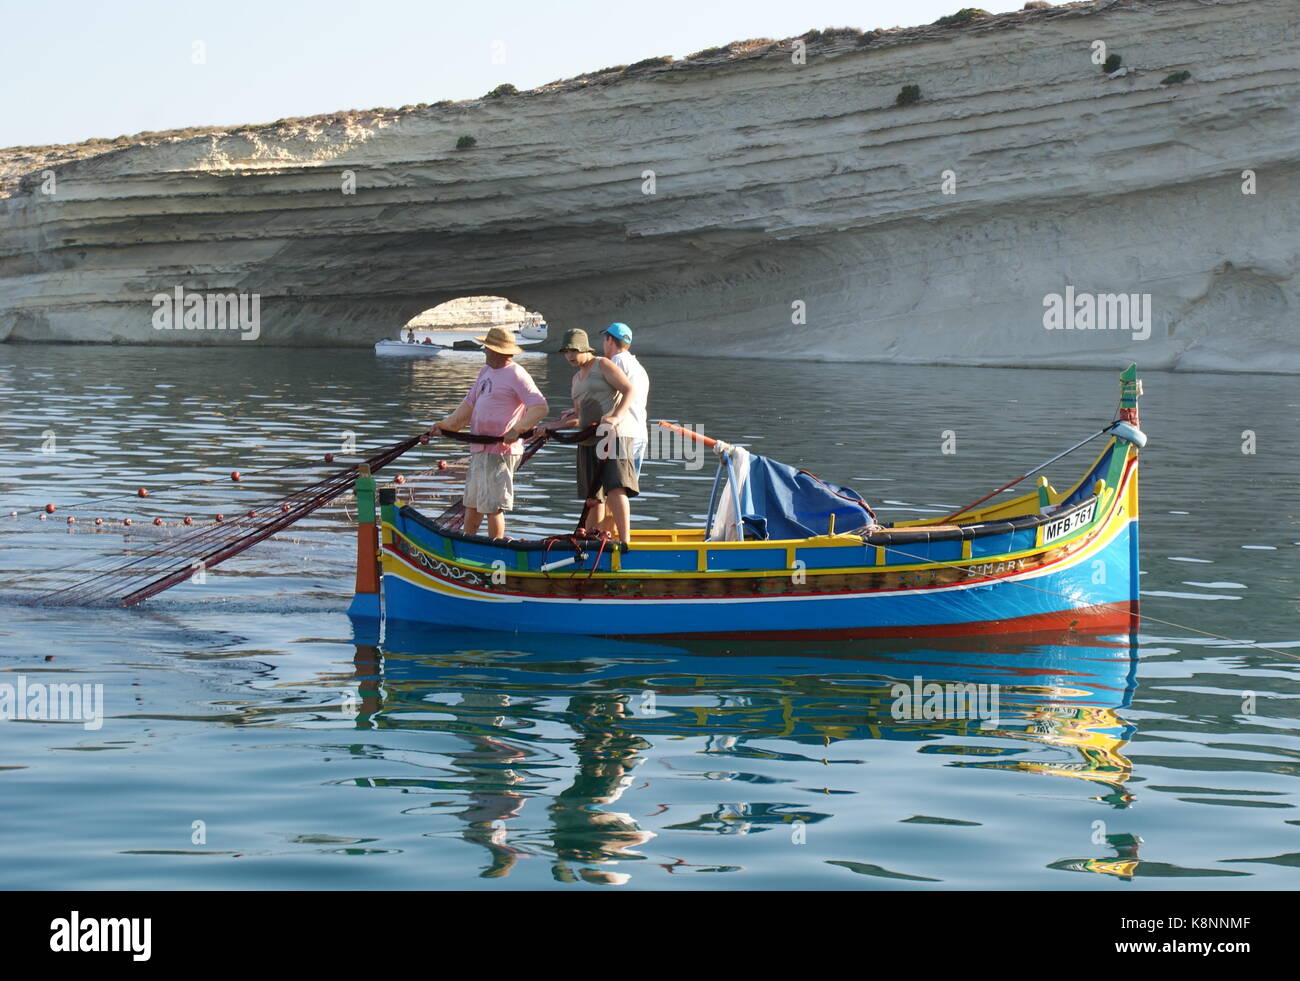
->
<box><xmin>1</xmin><ymin>345</ymin><xmax>1296</xmax><ymax>890</ymax></box>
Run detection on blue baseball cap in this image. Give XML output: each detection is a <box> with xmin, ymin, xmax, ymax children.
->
<box><xmin>601</xmin><ymin>322</ymin><xmax>633</xmax><ymax>343</ymax></box>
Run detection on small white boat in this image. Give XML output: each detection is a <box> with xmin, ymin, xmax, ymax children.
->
<box><xmin>375</xmin><ymin>321</ymin><xmax>548</xmax><ymax>357</ymax></box>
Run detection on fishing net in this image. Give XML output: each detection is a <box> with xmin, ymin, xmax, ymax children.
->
<box><xmin>24</xmin><ymin>434</ymin><xmax>434</xmax><ymax>608</ymax></box>
<box><xmin>19</xmin><ymin>425</ymin><xmax>583</xmax><ymax>608</ymax></box>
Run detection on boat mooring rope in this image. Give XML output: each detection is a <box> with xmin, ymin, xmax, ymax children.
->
<box><xmin>866</xmin><ymin>538</ymin><xmax>1299</xmax><ymax>662</ymax></box>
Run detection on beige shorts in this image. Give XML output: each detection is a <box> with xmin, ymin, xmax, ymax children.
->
<box><xmin>462</xmin><ymin>452</ymin><xmax>519</xmax><ymax>513</ymax></box>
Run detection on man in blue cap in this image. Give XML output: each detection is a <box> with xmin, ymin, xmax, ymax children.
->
<box><xmin>600</xmin><ymin>322</ymin><xmax>650</xmax><ymax>475</ymax></box>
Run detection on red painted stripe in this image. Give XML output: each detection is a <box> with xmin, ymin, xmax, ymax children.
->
<box><xmin>634</xmin><ymin>602</ymin><xmax>1139</xmax><ymax>641</ymax></box>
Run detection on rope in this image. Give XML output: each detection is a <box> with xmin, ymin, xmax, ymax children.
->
<box><xmin>862</xmin><ymin>537</ymin><xmax>1299</xmax><ymax>662</ymax></box>
<box><xmin>9</xmin><ymin>449</ymin><xmax>375</xmax><ymax>519</ymax></box>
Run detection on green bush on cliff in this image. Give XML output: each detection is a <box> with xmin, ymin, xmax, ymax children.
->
<box><xmin>1161</xmin><ymin>70</ymin><xmax>1192</xmax><ymax>85</ymax></box>
<box><xmin>485</xmin><ymin>83</ymin><xmax>518</xmax><ymax>99</ymax></box>
<box><xmin>456</xmin><ymin>135</ymin><xmax>477</xmax><ymax>149</ymax></box>
<box><xmin>934</xmin><ymin>8</ymin><xmax>989</xmax><ymax>26</ymax></box>
<box><xmin>624</xmin><ymin>56</ymin><xmax>673</xmax><ymax>71</ymax></box>
<box><xmin>896</xmin><ymin>84</ymin><xmax>921</xmax><ymax>106</ymax></box>
<box><xmin>1103</xmin><ymin>53</ymin><xmax>1122</xmax><ymax>73</ymax></box>
<box><xmin>803</xmin><ymin>27</ymin><xmax>862</xmax><ymax>42</ymax></box>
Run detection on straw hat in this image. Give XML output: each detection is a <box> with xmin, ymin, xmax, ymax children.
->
<box><xmin>476</xmin><ymin>326</ymin><xmax>523</xmax><ymax>355</ymax></box>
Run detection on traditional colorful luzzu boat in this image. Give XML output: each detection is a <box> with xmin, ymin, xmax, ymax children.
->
<box><xmin>346</xmin><ymin>366</ymin><xmax>1146</xmax><ymax>638</ymax></box>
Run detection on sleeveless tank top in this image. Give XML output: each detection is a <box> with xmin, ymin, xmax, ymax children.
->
<box><xmin>572</xmin><ymin>359</ymin><xmax>624</xmax><ymax>446</ymax></box>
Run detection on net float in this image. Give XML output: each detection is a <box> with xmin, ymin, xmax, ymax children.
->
<box><xmin>66</xmin><ymin>516</ymin><xmax>76</xmax><ymax>524</ymax></box>
<box><xmin>231</xmin><ymin>471</ymin><xmax>241</xmax><ymax>482</ymax></box>
<box><xmin>45</xmin><ymin>503</ymin><xmax>56</xmax><ymax>513</ymax></box>
<box><xmin>280</xmin><ymin>503</ymin><xmax>290</xmax><ymax>513</ymax></box>
<box><xmin>215</xmin><ymin>513</ymin><xmax>224</xmax><ymax>522</ymax></box>
<box><xmin>437</xmin><ymin>460</ymin><xmax>448</xmax><ymax>471</ymax></box>
<box><xmin>39</xmin><ymin>514</ymin><xmax>46</xmax><ymax>521</ymax></box>
<box><xmin>138</xmin><ymin>488</ymin><xmax>149</xmax><ymax>498</ymax></box>
<box><xmin>183</xmin><ymin>516</ymin><xmax>193</xmax><ymax>526</ymax></box>
<box><xmin>394</xmin><ymin>474</ymin><xmax>406</xmax><ymax>484</ymax></box>
<box><xmin>123</xmin><ymin>518</ymin><xmax>133</xmax><ymax>527</ymax></box>
<box><xmin>247</xmin><ymin>509</ymin><xmax>257</xmax><ymax>518</ymax></box>
<box><xmin>153</xmin><ymin>517</ymin><xmax>164</xmax><ymax>527</ymax></box>
<box><xmin>94</xmin><ymin>517</ymin><xmax>104</xmax><ymax>526</ymax></box>
<box><xmin>324</xmin><ymin>453</ymin><xmax>335</xmax><ymax>463</ymax></box>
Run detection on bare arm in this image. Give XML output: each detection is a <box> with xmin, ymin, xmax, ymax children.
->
<box><xmin>433</xmin><ymin>400</ymin><xmax>473</xmax><ymax>434</ymax></box>
<box><xmin>505</xmin><ymin>401</ymin><xmax>550</xmax><ymax>442</ymax></box>
<box><xmin>597</xmin><ymin>358</ymin><xmax>636</xmax><ymax>426</ymax></box>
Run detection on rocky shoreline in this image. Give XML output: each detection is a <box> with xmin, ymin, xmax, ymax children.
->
<box><xmin>1</xmin><ymin>0</ymin><xmax>1296</xmax><ymax>371</ymax></box>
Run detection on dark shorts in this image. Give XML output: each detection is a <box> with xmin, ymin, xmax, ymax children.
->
<box><xmin>577</xmin><ymin>439</ymin><xmax>640</xmax><ymax>501</ymax></box>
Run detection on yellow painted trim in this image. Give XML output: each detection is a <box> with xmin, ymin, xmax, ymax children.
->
<box><xmin>382</xmin><ymin>463</ymin><xmax>1133</xmax><ymax>584</ymax></box>
<box><xmin>961</xmin><ymin>540</ymin><xmax>972</xmax><ymax>560</ymax></box>
<box><xmin>385</xmin><ymin>497</ymin><xmax>1135</xmax><ymax>597</ymax></box>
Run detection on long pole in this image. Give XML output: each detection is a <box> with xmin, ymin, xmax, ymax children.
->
<box><xmin>941</xmin><ymin>424</ymin><xmax>1117</xmax><ymax>523</ymax></box>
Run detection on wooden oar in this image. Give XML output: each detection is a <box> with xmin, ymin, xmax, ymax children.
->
<box><xmin>657</xmin><ymin>420</ymin><xmax>721</xmax><ymax>449</ymax></box>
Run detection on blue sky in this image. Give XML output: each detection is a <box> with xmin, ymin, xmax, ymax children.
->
<box><xmin>1</xmin><ymin>0</ymin><xmax>1024</xmax><ymax>148</ymax></box>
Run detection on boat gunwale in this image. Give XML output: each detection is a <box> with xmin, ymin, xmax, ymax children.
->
<box><xmin>380</xmin><ymin>495</ymin><xmax>1131</xmax><ymax>598</ymax></box>
<box><xmin>393</xmin><ymin>436</ymin><xmax>1125</xmax><ymax>556</ymax></box>
<box><xmin>381</xmin><ymin>452</ymin><xmax>1135</xmax><ymax>585</ymax></box>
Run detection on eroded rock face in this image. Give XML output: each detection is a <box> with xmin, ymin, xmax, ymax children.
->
<box><xmin>1</xmin><ymin>0</ymin><xmax>1297</xmax><ymax>371</ymax></box>
<box><xmin>406</xmin><ymin>296</ymin><xmax>541</xmax><ymax>331</ymax></box>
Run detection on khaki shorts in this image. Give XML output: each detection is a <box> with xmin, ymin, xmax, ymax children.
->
<box><xmin>577</xmin><ymin>439</ymin><xmax>640</xmax><ymax>501</ymax></box>
<box><xmin>462</xmin><ymin>452</ymin><xmax>519</xmax><ymax>513</ymax></box>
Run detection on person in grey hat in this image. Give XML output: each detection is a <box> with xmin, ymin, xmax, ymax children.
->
<box><xmin>599</xmin><ymin>322</ymin><xmax>649</xmax><ymax>476</ymax></box>
<box><xmin>551</xmin><ymin>327</ymin><xmax>639</xmax><ymax>542</ymax></box>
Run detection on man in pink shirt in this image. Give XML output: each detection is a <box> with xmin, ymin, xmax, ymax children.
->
<box><xmin>432</xmin><ymin>327</ymin><xmax>549</xmax><ymax>539</ymax></box>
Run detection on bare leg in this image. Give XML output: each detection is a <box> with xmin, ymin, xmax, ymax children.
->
<box><xmin>604</xmin><ymin>489</ymin><xmax>630</xmax><ymax>542</ymax></box>
<box><xmin>463</xmin><ymin>507</ymin><xmax>484</xmax><ymax>536</ymax></box>
<box><xmin>486</xmin><ymin>511</ymin><xmax>506</xmax><ymax>539</ymax></box>
<box><xmin>586</xmin><ymin>499</ymin><xmax>606</xmax><ymax>533</ymax></box>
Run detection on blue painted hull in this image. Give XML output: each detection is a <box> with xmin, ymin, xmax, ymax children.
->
<box><xmin>381</xmin><ymin>518</ymin><xmax>1138</xmax><ymax>637</ymax></box>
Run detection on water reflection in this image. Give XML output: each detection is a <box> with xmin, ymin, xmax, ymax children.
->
<box><xmin>344</xmin><ymin>621</ymin><xmax>1139</xmax><ymax>882</ymax></box>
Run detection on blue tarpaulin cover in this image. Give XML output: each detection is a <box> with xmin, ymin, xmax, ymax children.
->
<box><xmin>715</xmin><ymin>451</ymin><xmax>875</xmax><ymax>540</ymax></box>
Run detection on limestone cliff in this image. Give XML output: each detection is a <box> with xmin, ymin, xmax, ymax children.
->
<box><xmin>1</xmin><ymin>0</ymin><xmax>1297</xmax><ymax>372</ymax></box>
<box><xmin>406</xmin><ymin>296</ymin><xmax>541</xmax><ymax>331</ymax></box>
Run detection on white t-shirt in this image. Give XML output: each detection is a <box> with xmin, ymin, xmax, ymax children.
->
<box><xmin>610</xmin><ymin>351</ymin><xmax>649</xmax><ymax>443</ymax></box>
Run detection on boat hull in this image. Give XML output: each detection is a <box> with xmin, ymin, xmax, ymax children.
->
<box><xmin>376</xmin><ymin>437</ymin><xmax>1141</xmax><ymax>638</ymax></box>
<box><xmin>380</xmin><ymin>519</ymin><xmax>1138</xmax><ymax>638</ymax></box>
<box><xmin>374</xmin><ymin>339</ymin><xmax>444</xmax><ymax>357</ymax></box>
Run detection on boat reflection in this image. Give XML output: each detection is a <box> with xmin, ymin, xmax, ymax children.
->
<box><xmin>344</xmin><ymin>620</ymin><xmax>1139</xmax><ymax>881</ymax></box>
